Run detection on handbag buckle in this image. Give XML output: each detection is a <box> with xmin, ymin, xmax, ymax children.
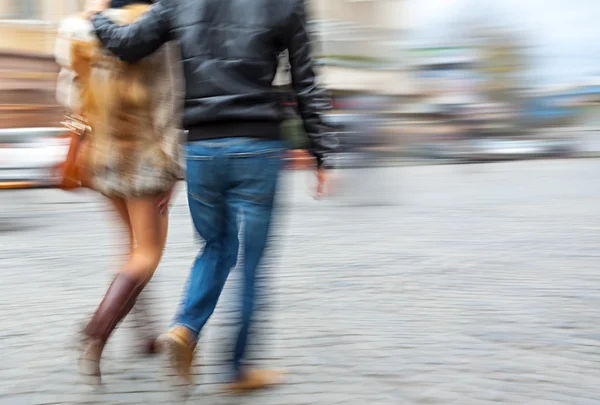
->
<box><xmin>61</xmin><ymin>113</ymin><xmax>90</xmax><ymax>137</ymax></box>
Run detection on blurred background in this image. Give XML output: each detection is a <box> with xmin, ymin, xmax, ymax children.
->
<box><xmin>2</xmin><ymin>0</ymin><xmax>600</xmax><ymax>188</ymax></box>
<box><xmin>1</xmin><ymin>1</ymin><xmax>600</xmax><ymax>404</ymax></box>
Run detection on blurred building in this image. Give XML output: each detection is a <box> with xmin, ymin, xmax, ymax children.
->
<box><xmin>308</xmin><ymin>0</ymin><xmax>404</xmax><ymax>61</ymax></box>
<box><xmin>0</xmin><ymin>0</ymin><xmax>84</xmax><ymax>54</ymax></box>
<box><xmin>0</xmin><ymin>0</ymin><xmax>83</xmax><ymax>127</ymax></box>
<box><xmin>274</xmin><ymin>0</ymin><xmax>415</xmax><ymax>104</ymax></box>
<box><xmin>1</xmin><ymin>0</ymin><xmax>414</xmax><ymax>129</ymax></box>
<box><xmin>308</xmin><ymin>0</ymin><xmax>412</xmax><ymax>97</ymax></box>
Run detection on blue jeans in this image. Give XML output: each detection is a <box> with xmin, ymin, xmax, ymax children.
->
<box><xmin>173</xmin><ymin>137</ymin><xmax>285</xmax><ymax>376</ymax></box>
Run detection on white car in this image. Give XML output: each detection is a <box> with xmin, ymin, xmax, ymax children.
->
<box><xmin>0</xmin><ymin>128</ymin><xmax>70</xmax><ymax>189</ymax></box>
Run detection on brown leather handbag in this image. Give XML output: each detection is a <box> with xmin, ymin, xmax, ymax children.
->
<box><xmin>58</xmin><ymin>113</ymin><xmax>92</xmax><ymax>190</ymax></box>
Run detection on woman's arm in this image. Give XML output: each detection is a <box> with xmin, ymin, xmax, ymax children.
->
<box><xmin>91</xmin><ymin>1</ymin><xmax>174</xmax><ymax>63</ymax></box>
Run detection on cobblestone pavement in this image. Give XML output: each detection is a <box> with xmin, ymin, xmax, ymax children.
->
<box><xmin>1</xmin><ymin>159</ymin><xmax>600</xmax><ymax>405</ymax></box>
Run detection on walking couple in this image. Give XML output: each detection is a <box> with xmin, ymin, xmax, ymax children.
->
<box><xmin>56</xmin><ymin>0</ymin><xmax>336</xmax><ymax>390</ymax></box>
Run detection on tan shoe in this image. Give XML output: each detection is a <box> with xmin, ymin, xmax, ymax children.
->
<box><xmin>156</xmin><ymin>326</ymin><xmax>196</xmax><ymax>384</ymax></box>
<box><xmin>225</xmin><ymin>369</ymin><xmax>285</xmax><ymax>393</ymax></box>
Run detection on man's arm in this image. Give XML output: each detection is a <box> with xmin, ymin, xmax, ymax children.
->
<box><xmin>286</xmin><ymin>0</ymin><xmax>338</xmax><ymax>169</ymax></box>
<box><xmin>91</xmin><ymin>1</ymin><xmax>172</xmax><ymax>64</ymax></box>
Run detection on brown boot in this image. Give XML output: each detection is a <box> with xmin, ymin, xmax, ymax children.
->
<box><xmin>79</xmin><ymin>273</ymin><xmax>145</xmax><ymax>384</ymax></box>
<box><xmin>225</xmin><ymin>369</ymin><xmax>285</xmax><ymax>393</ymax></box>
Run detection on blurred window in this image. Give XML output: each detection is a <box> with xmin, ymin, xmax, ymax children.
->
<box><xmin>74</xmin><ymin>0</ymin><xmax>86</xmax><ymax>13</ymax></box>
<box><xmin>3</xmin><ymin>0</ymin><xmax>39</xmax><ymax>19</ymax></box>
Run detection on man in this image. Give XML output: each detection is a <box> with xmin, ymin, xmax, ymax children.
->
<box><xmin>85</xmin><ymin>0</ymin><xmax>337</xmax><ymax>390</ymax></box>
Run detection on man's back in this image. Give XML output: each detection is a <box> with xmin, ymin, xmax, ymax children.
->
<box><xmin>92</xmin><ymin>0</ymin><xmax>335</xmax><ymax>167</ymax></box>
<box><xmin>167</xmin><ymin>0</ymin><xmax>291</xmax><ymax>139</ymax></box>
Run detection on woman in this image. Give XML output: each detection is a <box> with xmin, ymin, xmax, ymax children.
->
<box><xmin>55</xmin><ymin>0</ymin><xmax>184</xmax><ymax>384</ymax></box>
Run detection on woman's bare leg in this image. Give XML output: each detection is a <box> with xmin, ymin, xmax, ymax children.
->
<box><xmin>126</xmin><ymin>194</ymin><xmax>170</xmax><ymax>354</ymax></box>
<box><xmin>122</xmin><ymin>195</ymin><xmax>168</xmax><ymax>281</ymax></box>
<box><xmin>108</xmin><ymin>196</ymin><xmax>135</xmax><ymax>257</ymax></box>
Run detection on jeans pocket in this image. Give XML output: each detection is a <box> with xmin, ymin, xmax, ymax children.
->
<box><xmin>229</xmin><ymin>151</ymin><xmax>283</xmax><ymax>205</ymax></box>
<box><xmin>185</xmin><ymin>156</ymin><xmax>220</xmax><ymax>205</ymax></box>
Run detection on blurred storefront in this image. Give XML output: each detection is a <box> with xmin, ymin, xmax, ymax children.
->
<box><xmin>0</xmin><ymin>52</ymin><xmax>61</xmax><ymax>128</ymax></box>
<box><xmin>0</xmin><ymin>0</ymin><xmax>83</xmax><ymax>128</ymax></box>
<box><xmin>0</xmin><ymin>0</ymin><xmax>84</xmax><ymax>54</ymax></box>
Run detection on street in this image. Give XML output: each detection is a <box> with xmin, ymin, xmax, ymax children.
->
<box><xmin>1</xmin><ymin>159</ymin><xmax>600</xmax><ymax>405</ymax></box>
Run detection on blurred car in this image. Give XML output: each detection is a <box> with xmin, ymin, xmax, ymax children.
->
<box><xmin>464</xmin><ymin>137</ymin><xmax>576</xmax><ymax>161</ymax></box>
<box><xmin>434</xmin><ymin>136</ymin><xmax>576</xmax><ymax>162</ymax></box>
<box><xmin>322</xmin><ymin>113</ymin><xmax>383</xmax><ymax>168</ymax></box>
<box><xmin>0</xmin><ymin>127</ymin><xmax>69</xmax><ymax>189</ymax></box>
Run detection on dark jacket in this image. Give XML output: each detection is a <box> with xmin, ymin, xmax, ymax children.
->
<box><xmin>92</xmin><ymin>0</ymin><xmax>337</xmax><ymax>167</ymax></box>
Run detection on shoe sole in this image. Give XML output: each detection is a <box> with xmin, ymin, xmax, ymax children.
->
<box><xmin>221</xmin><ymin>369</ymin><xmax>286</xmax><ymax>394</ymax></box>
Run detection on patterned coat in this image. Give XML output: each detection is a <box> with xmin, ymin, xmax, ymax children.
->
<box><xmin>55</xmin><ymin>5</ymin><xmax>184</xmax><ymax>198</ymax></box>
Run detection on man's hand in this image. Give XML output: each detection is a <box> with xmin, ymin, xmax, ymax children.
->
<box><xmin>157</xmin><ymin>187</ymin><xmax>175</xmax><ymax>216</ymax></box>
<box><xmin>314</xmin><ymin>168</ymin><xmax>329</xmax><ymax>200</ymax></box>
<box><xmin>83</xmin><ymin>0</ymin><xmax>110</xmax><ymax>19</ymax></box>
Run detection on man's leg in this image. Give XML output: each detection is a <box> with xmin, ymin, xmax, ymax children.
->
<box><xmin>231</xmin><ymin>196</ymin><xmax>276</xmax><ymax>372</ymax></box>
<box><xmin>159</xmin><ymin>141</ymin><xmax>239</xmax><ymax>382</ymax></box>
<box><xmin>226</xmin><ymin>139</ymin><xmax>285</xmax><ymax>389</ymax></box>
<box><xmin>172</xmin><ymin>196</ymin><xmax>239</xmax><ymax>334</ymax></box>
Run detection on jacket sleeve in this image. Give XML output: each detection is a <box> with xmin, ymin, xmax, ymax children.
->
<box><xmin>91</xmin><ymin>1</ymin><xmax>172</xmax><ymax>64</ymax></box>
<box><xmin>286</xmin><ymin>0</ymin><xmax>338</xmax><ymax>168</ymax></box>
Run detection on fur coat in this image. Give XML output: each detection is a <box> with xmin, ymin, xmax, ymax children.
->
<box><xmin>55</xmin><ymin>5</ymin><xmax>184</xmax><ymax>198</ymax></box>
